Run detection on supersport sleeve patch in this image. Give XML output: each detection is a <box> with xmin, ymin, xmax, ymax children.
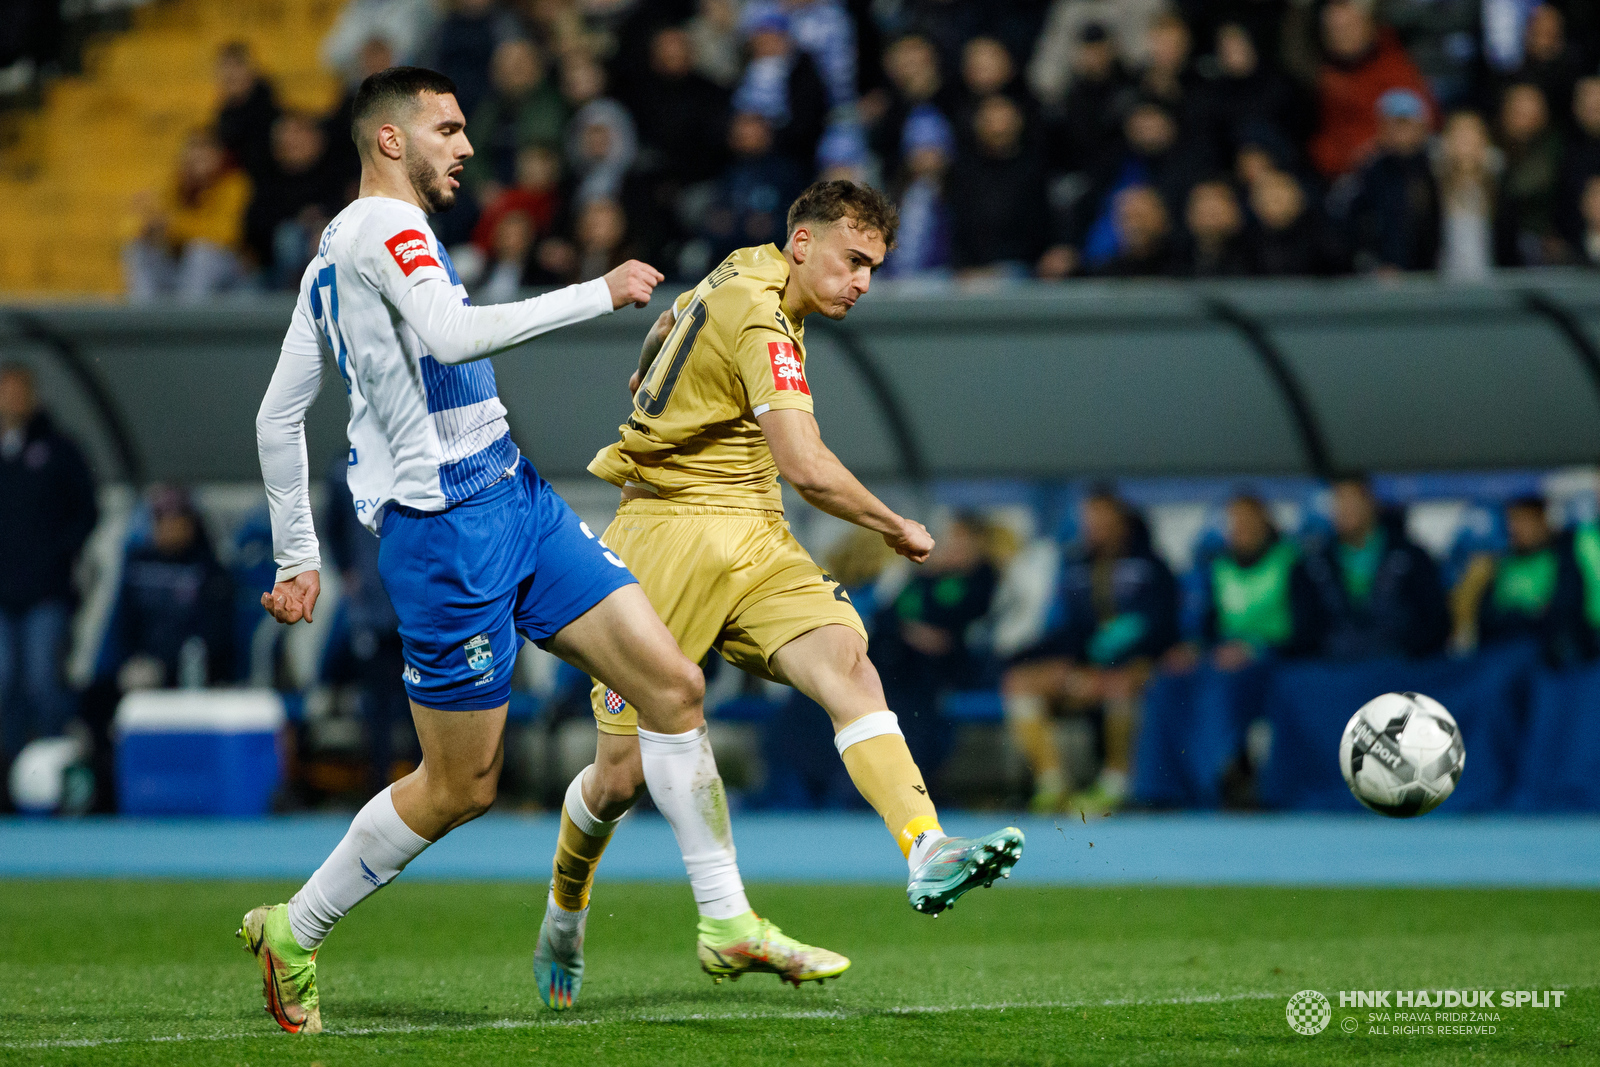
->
<box><xmin>385</xmin><ymin>230</ymin><xmax>441</xmax><ymax>276</ymax></box>
<box><xmin>768</xmin><ymin>341</ymin><xmax>810</xmax><ymax>395</ymax></box>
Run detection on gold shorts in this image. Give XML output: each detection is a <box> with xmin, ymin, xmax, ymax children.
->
<box><xmin>590</xmin><ymin>499</ymin><xmax>867</xmax><ymax>734</ymax></box>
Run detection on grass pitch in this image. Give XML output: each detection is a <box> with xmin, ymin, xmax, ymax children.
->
<box><xmin>0</xmin><ymin>880</ymin><xmax>1592</xmax><ymax>1065</ymax></box>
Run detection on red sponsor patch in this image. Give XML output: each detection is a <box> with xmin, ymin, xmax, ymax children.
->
<box><xmin>384</xmin><ymin>229</ymin><xmax>440</xmax><ymax>276</ymax></box>
<box><xmin>768</xmin><ymin>341</ymin><xmax>809</xmax><ymax>394</ymax></box>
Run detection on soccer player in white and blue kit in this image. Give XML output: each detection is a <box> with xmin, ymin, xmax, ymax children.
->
<box><xmin>241</xmin><ymin>68</ymin><xmax>835</xmax><ymax>1033</ymax></box>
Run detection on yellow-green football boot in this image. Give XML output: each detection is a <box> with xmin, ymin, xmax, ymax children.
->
<box><xmin>696</xmin><ymin>913</ymin><xmax>850</xmax><ymax>987</ymax></box>
<box><xmin>238</xmin><ymin>904</ymin><xmax>321</xmax><ymax>1034</ymax></box>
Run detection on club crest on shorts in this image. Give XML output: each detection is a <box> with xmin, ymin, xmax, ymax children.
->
<box><xmin>603</xmin><ymin>689</ymin><xmax>626</xmax><ymax>714</ymax></box>
<box><xmin>464</xmin><ymin>633</ymin><xmax>494</xmax><ymax>673</ymax></box>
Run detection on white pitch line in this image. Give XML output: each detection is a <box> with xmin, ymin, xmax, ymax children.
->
<box><xmin>1</xmin><ymin>990</ymin><xmax>1283</xmax><ymax>1051</ymax></box>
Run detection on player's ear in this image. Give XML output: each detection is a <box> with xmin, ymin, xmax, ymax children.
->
<box><xmin>789</xmin><ymin>225</ymin><xmax>808</xmax><ymax>262</ymax></box>
<box><xmin>377</xmin><ymin>122</ymin><xmax>405</xmax><ymax>161</ymax></box>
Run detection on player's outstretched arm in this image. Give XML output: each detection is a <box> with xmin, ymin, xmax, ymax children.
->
<box><xmin>759</xmin><ymin>408</ymin><xmax>933</xmax><ymax>563</ymax></box>
<box><xmin>396</xmin><ymin>261</ymin><xmax>664</xmax><ymax>365</ymax></box>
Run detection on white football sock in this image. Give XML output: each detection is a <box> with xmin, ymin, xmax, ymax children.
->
<box><xmin>638</xmin><ymin>724</ymin><xmax>750</xmax><ymax>920</ymax></box>
<box><xmin>544</xmin><ymin>888</ymin><xmax>588</xmax><ymax>956</ymax></box>
<box><xmin>907</xmin><ymin>825</ymin><xmax>950</xmax><ymax>872</ymax></box>
<box><xmin>287</xmin><ymin>785</ymin><xmax>431</xmax><ymax>950</ymax></box>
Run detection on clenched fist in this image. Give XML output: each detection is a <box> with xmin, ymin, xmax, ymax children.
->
<box><xmin>604</xmin><ymin>260</ymin><xmax>666</xmax><ymax>309</ymax></box>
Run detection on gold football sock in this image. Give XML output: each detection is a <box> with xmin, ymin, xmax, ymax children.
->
<box><xmin>550</xmin><ymin>768</ymin><xmax>622</xmax><ymax>912</ymax></box>
<box><xmin>835</xmin><ymin>712</ymin><xmax>941</xmax><ymax>857</ymax></box>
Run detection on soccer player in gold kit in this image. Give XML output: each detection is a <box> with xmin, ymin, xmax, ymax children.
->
<box><xmin>533</xmin><ymin>181</ymin><xmax>1024</xmax><ymax>1009</ymax></box>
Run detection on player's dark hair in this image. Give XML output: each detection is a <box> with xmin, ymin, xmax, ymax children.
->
<box><xmin>350</xmin><ymin>66</ymin><xmax>459</xmax><ymax>147</ymax></box>
<box><xmin>786</xmin><ymin>180</ymin><xmax>899</xmax><ymax>250</ymax></box>
<box><xmin>1506</xmin><ymin>493</ymin><xmax>1547</xmax><ymax>514</ymax></box>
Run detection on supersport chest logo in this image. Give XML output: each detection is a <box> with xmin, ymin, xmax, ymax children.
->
<box><xmin>768</xmin><ymin>341</ymin><xmax>809</xmax><ymax>394</ymax></box>
<box><xmin>385</xmin><ymin>229</ymin><xmax>440</xmax><ymax>276</ymax></box>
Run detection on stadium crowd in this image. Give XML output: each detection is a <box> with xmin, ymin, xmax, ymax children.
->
<box><xmin>116</xmin><ymin>0</ymin><xmax>1600</xmax><ymax>300</ymax></box>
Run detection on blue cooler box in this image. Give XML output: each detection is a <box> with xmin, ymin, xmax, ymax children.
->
<box><xmin>114</xmin><ymin>691</ymin><xmax>285</xmax><ymax>816</ymax></box>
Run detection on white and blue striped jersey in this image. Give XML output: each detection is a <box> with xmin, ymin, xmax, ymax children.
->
<box><xmin>258</xmin><ymin>195</ymin><xmax>614</xmax><ymax>583</ymax></box>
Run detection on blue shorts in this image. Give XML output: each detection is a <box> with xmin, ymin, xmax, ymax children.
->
<box><xmin>377</xmin><ymin>458</ymin><xmax>637</xmax><ymax>711</ymax></box>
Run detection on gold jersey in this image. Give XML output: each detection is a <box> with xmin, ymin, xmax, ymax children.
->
<box><xmin>588</xmin><ymin>244</ymin><xmax>813</xmax><ymax>512</ymax></box>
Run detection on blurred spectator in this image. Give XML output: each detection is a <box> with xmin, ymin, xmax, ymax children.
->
<box><xmin>246</xmin><ymin>112</ymin><xmax>348</xmax><ymax>288</ymax></box>
<box><xmin>472</xmin><ymin>208</ymin><xmax>540</xmax><ymax>303</ymax></box>
<box><xmin>1501</xmin><ymin>3</ymin><xmax>1584</xmax><ymax>124</ymax></box>
<box><xmin>1333</xmin><ymin>88</ymin><xmax>1440</xmax><ymax>273</ymax></box>
<box><xmin>1557</xmin><ymin>77</ymin><xmax>1600</xmax><ymax>248</ymax></box>
<box><xmin>112</xmin><ymin>488</ymin><xmax>235</xmax><ymax>693</ymax></box>
<box><xmin>883</xmin><ymin>106</ymin><xmax>954</xmax><ymax>279</ymax></box>
<box><xmin>1496</xmin><ymin>81</ymin><xmax>1567</xmax><ymax>265</ymax></box>
<box><xmin>1028</xmin><ymin>0</ymin><xmax>1166</xmax><ymax>107</ymax></box>
<box><xmin>566</xmin><ymin>91</ymin><xmax>637</xmax><ymax>206</ymax></box>
<box><xmin>948</xmin><ymin>95</ymin><xmax>1052</xmax><ymax>277</ymax></box>
<box><xmin>1094</xmin><ymin>185</ymin><xmax>1174</xmax><ymax>276</ymax></box>
<box><xmin>957</xmin><ymin>37</ymin><xmax>1027</xmax><ymax>122</ymax></box>
<box><xmin>213</xmin><ymin>41</ymin><xmax>280</xmax><ymax>188</ymax></box>
<box><xmin>471</xmin><ymin>143</ymin><xmax>562</xmax><ymax>254</ymax></box>
<box><xmin>1043</xmin><ymin>23</ymin><xmax>1134</xmax><ymax>177</ymax></box>
<box><xmin>1435</xmin><ymin>110</ymin><xmax>1501</xmax><ymax>281</ymax></box>
<box><xmin>1377</xmin><ymin>0</ymin><xmax>1481</xmax><ymax>108</ymax></box>
<box><xmin>1206</xmin><ymin>21</ymin><xmax>1306</xmax><ymax>165</ymax></box>
<box><xmin>1001</xmin><ymin>489</ymin><xmax>1178</xmax><ymax>812</ymax></box>
<box><xmin>322</xmin><ymin>37</ymin><xmax>396</xmax><ymax>193</ymax></box>
<box><xmin>323</xmin><ymin>0</ymin><xmax>440</xmax><ymax>84</ymax></box>
<box><xmin>123</xmin><ymin>128</ymin><xmax>252</xmax><ymax>304</ymax></box>
<box><xmin>572</xmin><ymin>197</ymin><xmax>636</xmax><ymax>280</ymax></box>
<box><xmin>1136</xmin><ymin>11</ymin><xmax>1215</xmax><ymax>168</ymax></box>
<box><xmin>427</xmin><ymin>0</ymin><xmax>524</xmax><ymax>120</ymax></box>
<box><xmin>743</xmin><ymin>0</ymin><xmax>857</xmax><ymax>110</ymax></box>
<box><xmin>0</xmin><ymin>364</ymin><xmax>97</xmax><ymax>787</ymax></box>
<box><xmin>325</xmin><ymin>462</ymin><xmax>416</xmax><ymax>796</ymax></box>
<box><xmin>1246</xmin><ymin>169</ymin><xmax>1346</xmax><ymax>275</ymax></box>
<box><xmin>815</xmin><ymin>122</ymin><xmax>872</xmax><ymax>184</ymax></box>
<box><xmin>868</xmin><ymin>35</ymin><xmax>954</xmax><ymax>182</ymax></box>
<box><xmin>730</xmin><ymin>9</ymin><xmax>828</xmax><ymax>171</ymax></box>
<box><xmin>465</xmin><ymin>38</ymin><xmax>567</xmax><ymax>193</ymax></box>
<box><xmin>628</xmin><ymin>25</ymin><xmax>731</xmax><ymax>186</ymax></box>
<box><xmin>1078</xmin><ymin>101</ymin><xmax>1199</xmax><ymax>270</ymax></box>
<box><xmin>871</xmin><ymin>514</ymin><xmax>999</xmax><ymax>776</ymax></box>
<box><xmin>1580</xmin><ymin>175</ymin><xmax>1600</xmax><ymax>266</ymax></box>
<box><xmin>688</xmin><ymin>0</ymin><xmax>743</xmax><ymax>88</ymax></box>
<box><xmin>1176</xmin><ymin>179</ymin><xmax>1249</xmax><ymax>277</ymax></box>
<box><xmin>1452</xmin><ymin>494</ymin><xmax>1585</xmax><ymax>664</ymax></box>
<box><xmin>1302</xmin><ymin>475</ymin><xmax>1450</xmax><ymax>660</ymax></box>
<box><xmin>1309</xmin><ymin>0</ymin><xmax>1433</xmax><ymax>179</ymax></box>
<box><xmin>1174</xmin><ymin>494</ymin><xmax>1320</xmax><ymax>671</ymax></box>
<box><xmin>700</xmin><ymin>112</ymin><xmax>804</xmax><ymax>262</ymax></box>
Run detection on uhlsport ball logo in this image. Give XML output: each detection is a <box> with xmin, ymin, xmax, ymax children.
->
<box><xmin>1286</xmin><ymin>990</ymin><xmax>1332</xmax><ymax>1035</ymax></box>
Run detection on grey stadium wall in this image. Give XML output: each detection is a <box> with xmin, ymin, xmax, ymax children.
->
<box><xmin>3</xmin><ymin>269</ymin><xmax>1599</xmax><ymax>487</ymax></box>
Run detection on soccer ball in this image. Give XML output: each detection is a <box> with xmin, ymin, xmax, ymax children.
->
<box><xmin>1339</xmin><ymin>692</ymin><xmax>1465</xmax><ymax>817</ymax></box>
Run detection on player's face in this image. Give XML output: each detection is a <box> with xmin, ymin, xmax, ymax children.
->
<box><xmin>796</xmin><ymin>218</ymin><xmax>885</xmax><ymax>320</ymax></box>
<box><xmin>403</xmin><ymin>92</ymin><xmax>473</xmax><ymax>214</ymax></box>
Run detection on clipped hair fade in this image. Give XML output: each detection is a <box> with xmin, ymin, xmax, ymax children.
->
<box><xmin>786</xmin><ymin>180</ymin><xmax>899</xmax><ymax>250</ymax></box>
<box><xmin>350</xmin><ymin>66</ymin><xmax>459</xmax><ymax>144</ymax></box>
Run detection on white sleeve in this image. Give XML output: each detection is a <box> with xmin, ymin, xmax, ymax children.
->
<box><xmin>396</xmin><ymin>275</ymin><xmax>615</xmax><ymax>365</ymax></box>
<box><xmin>256</xmin><ymin>297</ymin><xmax>327</xmax><ymax>583</ymax></box>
